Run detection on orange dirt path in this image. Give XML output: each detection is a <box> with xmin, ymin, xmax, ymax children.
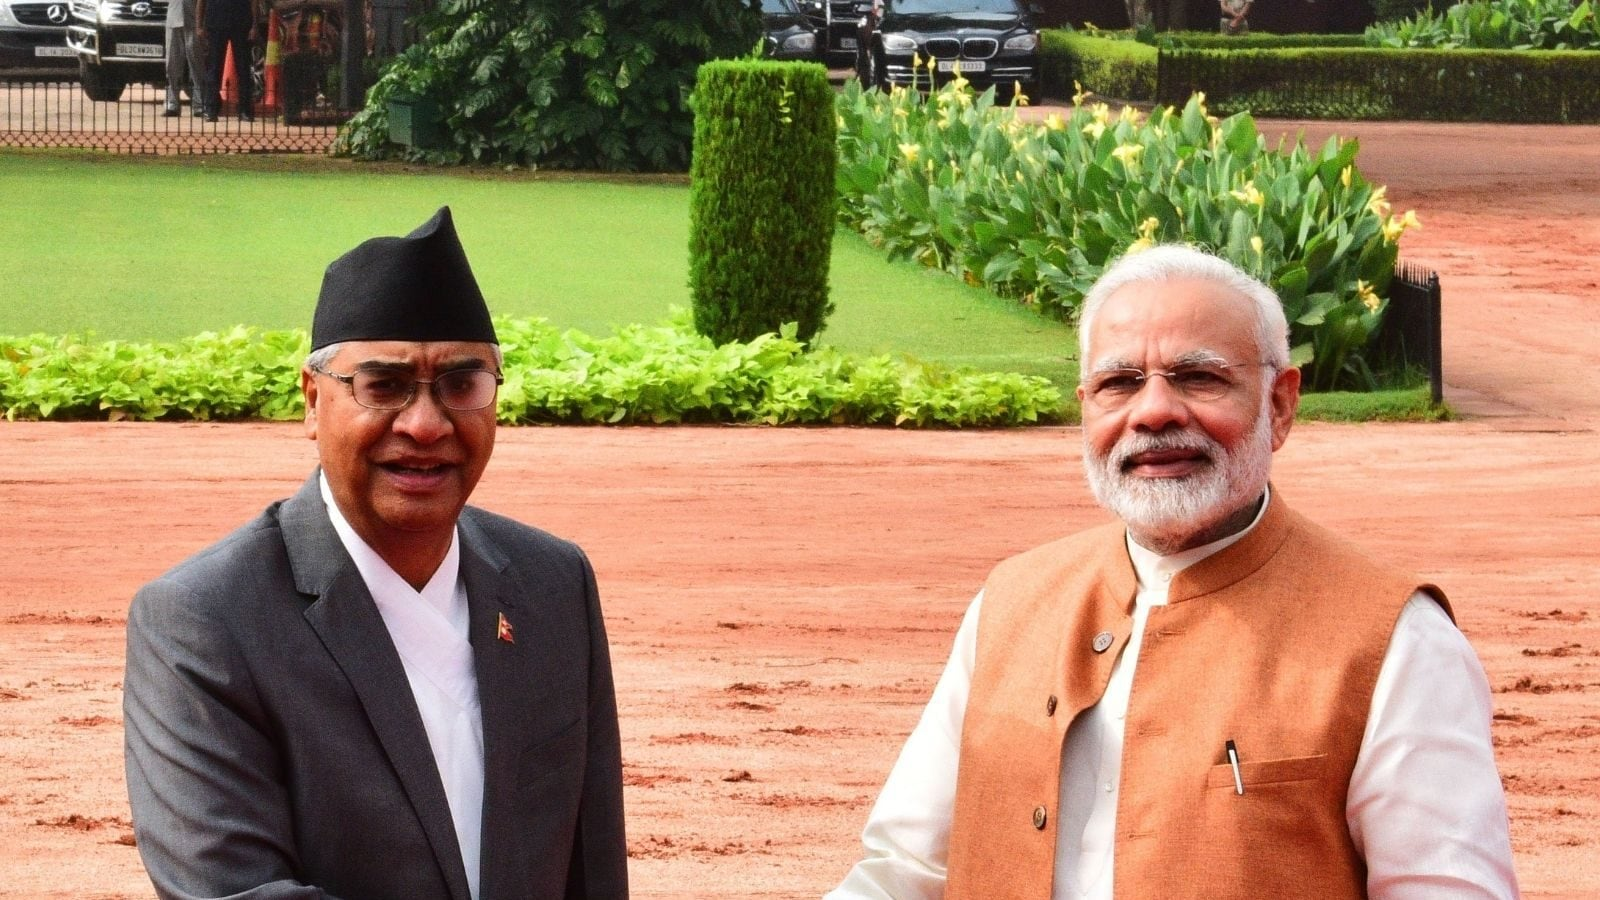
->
<box><xmin>2</xmin><ymin>120</ymin><xmax>1598</xmax><ymax>898</ymax></box>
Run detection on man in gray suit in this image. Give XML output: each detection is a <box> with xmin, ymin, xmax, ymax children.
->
<box><xmin>163</xmin><ymin>0</ymin><xmax>203</xmax><ymax>116</ymax></box>
<box><xmin>123</xmin><ymin>207</ymin><xmax>629</xmax><ymax>899</ymax></box>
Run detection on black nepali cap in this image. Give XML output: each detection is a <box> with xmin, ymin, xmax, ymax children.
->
<box><xmin>311</xmin><ymin>206</ymin><xmax>497</xmax><ymax>351</ymax></box>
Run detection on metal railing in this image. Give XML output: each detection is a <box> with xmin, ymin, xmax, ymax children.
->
<box><xmin>1</xmin><ymin>73</ymin><xmax>346</xmax><ymax>152</ymax></box>
<box><xmin>1377</xmin><ymin>261</ymin><xmax>1444</xmax><ymax>405</ymax></box>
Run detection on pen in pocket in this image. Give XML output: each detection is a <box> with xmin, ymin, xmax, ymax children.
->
<box><xmin>1225</xmin><ymin>739</ymin><xmax>1244</xmax><ymax>795</ymax></box>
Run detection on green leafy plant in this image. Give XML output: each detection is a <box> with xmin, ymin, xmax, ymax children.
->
<box><xmin>333</xmin><ymin>0</ymin><xmax>763</xmax><ymax>171</ymax></box>
<box><xmin>689</xmin><ymin>61</ymin><xmax>837</xmax><ymax>345</ymax></box>
<box><xmin>0</xmin><ymin>314</ymin><xmax>1061</xmax><ymax>427</ymax></box>
<box><xmin>1367</xmin><ymin>0</ymin><xmax>1600</xmax><ymax>49</ymax></box>
<box><xmin>835</xmin><ymin>79</ymin><xmax>1419</xmax><ymax>390</ymax></box>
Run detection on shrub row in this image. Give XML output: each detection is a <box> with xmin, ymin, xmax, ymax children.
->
<box><xmin>1045</xmin><ymin>26</ymin><xmax>1600</xmax><ymax>123</ymax></box>
<box><xmin>0</xmin><ymin>316</ymin><xmax>1061</xmax><ymax>427</ymax></box>
<box><xmin>835</xmin><ymin>81</ymin><xmax>1415</xmax><ymax>391</ymax></box>
<box><xmin>1039</xmin><ymin>31</ymin><xmax>1157</xmax><ymax>101</ymax></box>
<box><xmin>1158</xmin><ymin>45</ymin><xmax>1600</xmax><ymax>121</ymax></box>
<box><xmin>690</xmin><ymin>61</ymin><xmax>836</xmax><ymax>346</ymax></box>
<box><xmin>1367</xmin><ymin>0</ymin><xmax>1600</xmax><ymax>51</ymax></box>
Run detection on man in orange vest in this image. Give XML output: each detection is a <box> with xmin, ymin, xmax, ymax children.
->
<box><xmin>828</xmin><ymin>244</ymin><xmax>1518</xmax><ymax>899</ymax></box>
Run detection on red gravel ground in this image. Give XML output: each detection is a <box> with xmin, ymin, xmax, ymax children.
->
<box><xmin>2</xmin><ymin>119</ymin><xmax>1598</xmax><ymax>898</ymax></box>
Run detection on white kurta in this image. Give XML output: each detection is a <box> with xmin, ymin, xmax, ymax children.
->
<box><xmin>321</xmin><ymin>475</ymin><xmax>485</xmax><ymax>900</ymax></box>
<box><xmin>828</xmin><ymin>492</ymin><xmax>1519</xmax><ymax>899</ymax></box>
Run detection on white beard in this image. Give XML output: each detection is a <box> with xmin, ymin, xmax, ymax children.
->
<box><xmin>1082</xmin><ymin>395</ymin><xmax>1275</xmax><ymax>549</ymax></box>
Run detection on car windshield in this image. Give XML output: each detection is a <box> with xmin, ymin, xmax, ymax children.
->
<box><xmin>887</xmin><ymin>0</ymin><xmax>1019</xmax><ymax>13</ymax></box>
<box><xmin>760</xmin><ymin>0</ymin><xmax>797</xmax><ymax>12</ymax></box>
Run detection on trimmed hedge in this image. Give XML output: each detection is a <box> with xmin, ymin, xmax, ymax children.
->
<box><xmin>690</xmin><ymin>61</ymin><xmax>837</xmax><ymax>345</ymax></box>
<box><xmin>1047</xmin><ymin>26</ymin><xmax>1600</xmax><ymax>122</ymax></box>
<box><xmin>1166</xmin><ymin>32</ymin><xmax>1369</xmax><ymax>50</ymax></box>
<box><xmin>1158</xmin><ymin>46</ymin><xmax>1600</xmax><ymax>121</ymax></box>
<box><xmin>1039</xmin><ymin>30</ymin><xmax>1157</xmax><ymax>101</ymax></box>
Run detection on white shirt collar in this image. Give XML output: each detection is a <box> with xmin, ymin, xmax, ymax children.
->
<box><xmin>318</xmin><ymin>471</ymin><xmax>465</xmax><ymax>630</ymax></box>
<box><xmin>1125</xmin><ymin>485</ymin><xmax>1271</xmax><ymax>600</ymax></box>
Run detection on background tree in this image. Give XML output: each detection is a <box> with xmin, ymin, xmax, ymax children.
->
<box><xmin>336</xmin><ymin>0</ymin><xmax>761</xmax><ymax>171</ymax></box>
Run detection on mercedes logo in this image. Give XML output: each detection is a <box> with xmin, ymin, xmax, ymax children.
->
<box><xmin>46</xmin><ymin>3</ymin><xmax>69</xmax><ymax>22</ymax></box>
<box><xmin>130</xmin><ymin>1</ymin><xmax>152</xmax><ymax>15</ymax></box>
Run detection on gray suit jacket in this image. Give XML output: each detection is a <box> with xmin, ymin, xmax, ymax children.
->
<box><xmin>124</xmin><ymin>474</ymin><xmax>628</xmax><ymax>899</ymax></box>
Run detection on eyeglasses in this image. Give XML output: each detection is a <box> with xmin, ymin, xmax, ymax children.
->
<box><xmin>1081</xmin><ymin>359</ymin><xmax>1269</xmax><ymax>410</ymax></box>
<box><xmin>311</xmin><ymin>365</ymin><xmax>504</xmax><ymax>411</ymax></box>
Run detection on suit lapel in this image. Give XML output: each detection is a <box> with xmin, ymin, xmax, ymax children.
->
<box><xmin>281</xmin><ymin>475</ymin><xmax>473</xmax><ymax>900</ymax></box>
<box><xmin>459</xmin><ymin>516</ymin><xmax>523</xmax><ymax>897</ymax></box>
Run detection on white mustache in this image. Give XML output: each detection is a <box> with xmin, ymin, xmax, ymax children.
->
<box><xmin>1110</xmin><ymin>431</ymin><xmax>1219</xmax><ymax>471</ymax></box>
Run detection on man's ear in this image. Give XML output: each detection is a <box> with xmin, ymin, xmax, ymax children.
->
<box><xmin>1268</xmin><ymin>365</ymin><xmax>1301</xmax><ymax>451</ymax></box>
<box><xmin>301</xmin><ymin>366</ymin><xmax>319</xmax><ymax>441</ymax></box>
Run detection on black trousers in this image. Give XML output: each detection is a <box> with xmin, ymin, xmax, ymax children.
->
<box><xmin>204</xmin><ymin>25</ymin><xmax>252</xmax><ymax>115</ymax></box>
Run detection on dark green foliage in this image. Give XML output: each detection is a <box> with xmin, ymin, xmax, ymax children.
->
<box><xmin>1039</xmin><ymin>30</ymin><xmax>1158</xmax><ymax>100</ymax></box>
<box><xmin>334</xmin><ymin>0</ymin><xmax>762</xmax><ymax>171</ymax></box>
<box><xmin>689</xmin><ymin>61</ymin><xmax>836</xmax><ymax>345</ymax></box>
<box><xmin>1157</xmin><ymin>46</ymin><xmax>1600</xmax><ymax>121</ymax></box>
<box><xmin>1162</xmin><ymin>32</ymin><xmax>1370</xmax><ymax>49</ymax></box>
<box><xmin>1371</xmin><ymin>0</ymin><xmax>1438</xmax><ymax>23</ymax></box>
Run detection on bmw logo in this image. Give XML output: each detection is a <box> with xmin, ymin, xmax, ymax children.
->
<box><xmin>131</xmin><ymin>1</ymin><xmax>152</xmax><ymax>15</ymax></box>
<box><xmin>46</xmin><ymin>3</ymin><xmax>69</xmax><ymax>22</ymax></box>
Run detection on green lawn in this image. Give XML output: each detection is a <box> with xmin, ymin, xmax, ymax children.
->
<box><xmin>0</xmin><ymin>152</ymin><xmax>1078</xmax><ymax>390</ymax></box>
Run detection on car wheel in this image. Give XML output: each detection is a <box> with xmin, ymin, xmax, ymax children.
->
<box><xmin>78</xmin><ymin>61</ymin><xmax>126</xmax><ymax>102</ymax></box>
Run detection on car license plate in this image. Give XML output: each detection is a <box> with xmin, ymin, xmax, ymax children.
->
<box><xmin>839</xmin><ymin>37</ymin><xmax>856</xmax><ymax>49</ymax></box>
<box><xmin>938</xmin><ymin>59</ymin><xmax>986</xmax><ymax>73</ymax></box>
<box><xmin>35</xmin><ymin>46</ymin><xmax>76</xmax><ymax>57</ymax></box>
<box><xmin>117</xmin><ymin>43</ymin><xmax>164</xmax><ymax>58</ymax></box>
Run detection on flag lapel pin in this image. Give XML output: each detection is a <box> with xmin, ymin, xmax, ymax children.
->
<box><xmin>496</xmin><ymin>612</ymin><xmax>515</xmax><ymax>644</ymax></box>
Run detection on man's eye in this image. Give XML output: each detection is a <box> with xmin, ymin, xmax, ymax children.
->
<box><xmin>1095</xmin><ymin>373</ymin><xmax>1144</xmax><ymax>395</ymax></box>
<box><xmin>438</xmin><ymin>373</ymin><xmax>477</xmax><ymax>399</ymax></box>
<box><xmin>359</xmin><ymin>374</ymin><xmax>410</xmax><ymax>397</ymax></box>
<box><xmin>1171</xmin><ymin>368</ymin><xmax>1230</xmax><ymax>390</ymax></box>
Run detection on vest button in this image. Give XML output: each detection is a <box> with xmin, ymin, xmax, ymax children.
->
<box><xmin>1045</xmin><ymin>695</ymin><xmax>1057</xmax><ymax>716</ymax></box>
<box><xmin>1092</xmin><ymin>631</ymin><xmax>1114</xmax><ymax>653</ymax></box>
<box><xmin>1032</xmin><ymin>805</ymin><xmax>1048</xmax><ymax>829</ymax></box>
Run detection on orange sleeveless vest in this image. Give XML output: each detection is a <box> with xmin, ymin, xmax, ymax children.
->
<box><xmin>946</xmin><ymin>492</ymin><xmax>1447</xmax><ymax>899</ymax></box>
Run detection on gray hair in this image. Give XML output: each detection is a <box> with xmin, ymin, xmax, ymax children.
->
<box><xmin>305</xmin><ymin>342</ymin><xmax>504</xmax><ymax>371</ymax></box>
<box><xmin>1077</xmin><ymin>245</ymin><xmax>1290</xmax><ymax>371</ymax></box>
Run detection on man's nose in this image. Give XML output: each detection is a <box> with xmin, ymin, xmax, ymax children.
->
<box><xmin>1124</xmin><ymin>373</ymin><xmax>1191</xmax><ymax>433</ymax></box>
<box><xmin>391</xmin><ymin>384</ymin><xmax>454</xmax><ymax>443</ymax></box>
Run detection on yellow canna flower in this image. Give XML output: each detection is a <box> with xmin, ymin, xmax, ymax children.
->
<box><xmin>1356</xmin><ymin>280</ymin><xmax>1381</xmax><ymax>313</ymax></box>
<box><xmin>1044</xmin><ymin>112</ymin><xmax>1066</xmax><ymax>131</ymax></box>
<box><xmin>1366</xmin><ymin>185</ymin><xmax>1389</xmax><ymax>217</ymax></box>
<box><xmin>1229</xmin><ymin>184</ymin><xmax>1265</xmax><ymax>207</ymax></box>
<box><xmin>1127</xmin><ymin>237</ymin><xmax>1154</xmax><ymax>254</ymax></box>
<box><xmin>1082</xmin><ymin>120</ymin><xmax>1106</xmax><ymax>140</ymax></box>
<box><xmin>1399</xmin><ymin>209</ymin><xmax>1422</xmax><ymax>230</ymax></box>
<box><xmin>1382</xmin><ymin>209</ymin><xmax>1422</xmax><ymax>243</ymax></box>
<box><xmin>1340</xmin><ymin>166</ymin><xmax>1353</xmax><ymax>188</ymax></box>
<box><xmin>1073</xmin><ymin>80</ymin><xmax>1089</xmax><ymax>106</ymax></box>
<box><xmin>1251</xmin><ymin>235</ymin><xmax>1264</xmax><ymax>257</ymax></box>
<box><xmin>1111</xmin><ymin>143</ymin><xmax>1143</xmax><ymax>164</ymax></box>
<box><xmin>1091</xmin><ymin>102</ymin><xmax>1111</xmax><ymax>124</ymax></box>
<box><xmin>1138</xmin><ymin>217</ymin><xmax>1160</xmax><ymax>240</ymax></box>
<box><xmin>899</xmin><ymin>142</ymin><xmax>920</xmax><ymax>164</ymax></box>
<box><xmin>912</xmin><ymin>51</ymin><xmax>922</xmax><ymax>71</ymax></box>
<box><xmin>1013</xmin><ymin>81</ymin><xmax>1029</xmax><ymax>106</ymax></box>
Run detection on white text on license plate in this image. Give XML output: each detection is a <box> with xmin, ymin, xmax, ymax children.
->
<box><xmin>937</xmin><ymin>59</ymin><xmax>986</xmax><ymax>72</ymax></box>
<box><xmin>117</xmin><ymin>43</ymin><xmax>164</xmax><ymax>58</ymax></box>
<box><xmin>839</xmin><ymin>37</ymin><xmax>856</xmax><ymax>49</ymax></box>
<box><xmin>35</xmin><ymin>46</ymin><xmax>75</xmax><ymax>57</ymax></box>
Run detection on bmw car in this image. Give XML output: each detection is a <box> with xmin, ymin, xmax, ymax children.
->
<box><xmin>856</xmin><ymin>0</ymin><xmax>1039</xmax><ymax>98</ymax></box>
<box><xmin>761</xmin><ymin>0</ymin><xmax>821</xmax><ymax>61</ymax></box>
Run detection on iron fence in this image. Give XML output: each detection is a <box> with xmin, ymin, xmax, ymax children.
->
<box><xmin>0</xmin><ymin>73</ymin><xmax>346</xmax><ymax>152</ymax></box>
<box><xmin>1377</xmin><ymin>260</ymin><xmax>1443</xmax><ymax>405</ymax></box>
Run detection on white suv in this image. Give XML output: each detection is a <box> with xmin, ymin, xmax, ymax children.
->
<box><xmin>65</xmin><ymin>0</ymin><xmax>166</xmax><ymax>100</ymax></box>
<box><xmin>0</xmin><ymin>0</ymin><xmax>77</xmax><ymax>70</ymax></box>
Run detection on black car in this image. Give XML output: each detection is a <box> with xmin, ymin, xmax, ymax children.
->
<box><xmin>856</xmin><ymin>0</ymin><xmax>1039</xmax><ymax>98</ymax></box>
<box><xmin>761</xmin><ymin>0</ymin><xmax>821</xmax><ymax>61</ymax></box>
